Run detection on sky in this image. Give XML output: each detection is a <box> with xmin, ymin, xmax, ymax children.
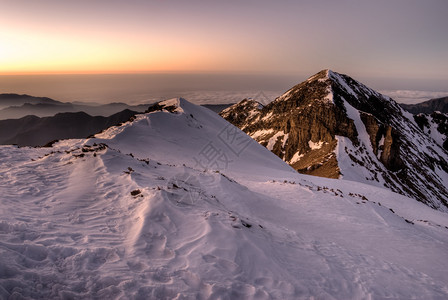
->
<box><xmin>1</xmin><ymin>0</ymin><xmax>448</xmax><ymax>101</ymax></box>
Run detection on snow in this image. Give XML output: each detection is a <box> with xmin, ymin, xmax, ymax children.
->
<box><xmin>334</xmin><ymin>135</ymin><xmax>381</xmax><ymax>185</ymax></box>
<box><xmin>266</xmin><ymin>131</ymin><xmax>285</xmax><ymax>151</ymax></box>
<box><xmin>308</xmin><ymin>140</ymin><xmax>324</xmax><ymax>150</ymax></box>
<box><xmin>288</xmin><ymin>151</ymin><xmax>304</xmax><ymax>164</ymax></box>
<box><xmin>342</xmin><ymin>99</ymin><xmax>372</xmax><ymax>152</ymax></box>
<box><xmin>334</xmin><ymin>99</ymin><xmax>393</xmax><ymax>187</ymax></box>
<box><xmin>329</xmin><ymin>71</ymin><xmax>358</xmax><ymax>98</ymax></box>
<box><xmin>1</xmin><ymin>98</ymin><xmax>448</xmax><ymax>299</ymax></box>
<box><xmin>282</xmin><ymin>133</ymin><xmax>289</xmax><ymax>148</ymax></box>
<box><xmin>426</xmin><ymin>115</ymin><xmax>447</xmax><ymax>147</ymax></box>
<box><xmin>435</xmin><ymin>165</ymin><xmax>448</xmax><ymax>189</ymax></box>
<box><xmin>159</xmin><ymin>98</ymin><xmax>184</xmax><ymax>113</ymax></box>
<box><xmin>399</xmin><ymin>109</ymin><xmax>448</xmax><ymax>164</ymax></box>
<box><xmin>402</xmin><ymin>109</ymin><xmax>418</xmax><ymax>127</ymax></box>
<box><xmin>323</xmin><ymin>86</ymin><xmax>334</xmax><ymax>103</ymax></box>
<box><xmin>250</xmin><ymin>129</ymin><xmax>274</xmax><ymax>140</ymax></box>
<box><xmin>377</xmin><ymin>135</ymin><xmax>385</xmax><ymax>158</ymax></box>
<box><xmin>95</xmin><ymin>114</ymin><xmax>149</xmax><ymax>139</ymax></box>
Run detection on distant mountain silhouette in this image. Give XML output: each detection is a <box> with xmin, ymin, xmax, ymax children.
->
<box><xmin>0</xmin><ymin>93</ymin><xmax>63</xmax><ymax>108</ymax></box>
<box><xmin>400</xmin><ymin>96</ymin><xmax>448</xmax><ymax>114</ymax></box>
<box><xmin>0</xmin><ymin>109</ymin><xmax>138</xmax><ymax>147</ymax></box>
<box><xmin>0</xmin><ymin>93</ymin><xmax>150</xmax><ymax>119</ymax></box>
<box><xmin>201</xmin><ymin>103</ymin><xmax>234</xmax><ymax>113</ymax></box>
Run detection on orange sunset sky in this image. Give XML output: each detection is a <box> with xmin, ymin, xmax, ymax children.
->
<box><xmin>1</xmin><ymin>0</ymin><xmax>448</xmax><ymax>86</ymax></box>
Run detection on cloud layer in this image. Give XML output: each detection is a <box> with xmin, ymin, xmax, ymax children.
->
<box><xmin>381</xmin><ymin>90</ymin><xmax>448</xmax><ymax>104</ymax></box>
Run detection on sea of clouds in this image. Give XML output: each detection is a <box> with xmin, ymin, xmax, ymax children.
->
<box><xmin>381</xmin><ymin>90</ymin><xmax>448</xmax><ymax>104</ymax></box>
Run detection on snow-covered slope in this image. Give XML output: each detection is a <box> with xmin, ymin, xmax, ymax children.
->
<box><xmin>413</xmin><ymin>111</ymin><xmax>448</xmax><ymax>150</ymax></box>
<box><xmin>1</xmin><ymin>98</ymin><xmax>448</xmax><ymax>299</ymax></box>
<box><xmin>221</xmin><ymin>70</ymin><xmax>448</xmax><ymax>211</ymax></box>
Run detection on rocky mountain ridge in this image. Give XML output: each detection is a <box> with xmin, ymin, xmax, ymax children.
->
<box><xmin>221</xmin><ymin>70</ymin><xmax>448</xmax><ymax>210</ymax></box>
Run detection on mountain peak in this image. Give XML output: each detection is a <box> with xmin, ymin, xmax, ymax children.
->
<box><xmin>276</xmin><ymin>69</ymin><xmax>396</xmax><ymax>114</ymax></box>
<box><xmin>277</xmin><ymin>69</ymin><xmax>371</xmax><ymax>106</ymax></box>
<box><xmin>221</xmin><ymin>70</ymin><xmax>448</xmax><ymax>210</ymax></box>
<box><xmin>145</xmin><ymin>98</ymin><xmax>186</xmax><ymax>114</ymax></box>
<box><xmin>305</xmin><ymin>69</ymin><xmax>338</xmax><ymax>81</ymax></box>
<box><xmin>304</xmin><ymin>69</ymin><xmax>330</xmax><ymax>83</ymax></box>
<box><xmin>274</xmin><ymin>69</ymin><xmax>336</xmax><ymax>104</ymax></box>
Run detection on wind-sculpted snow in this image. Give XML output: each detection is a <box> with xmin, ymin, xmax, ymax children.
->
<box><xmin>1</xmin><ymin>98</ymin><xmax>448</xmax><ymax>299</ymax></box>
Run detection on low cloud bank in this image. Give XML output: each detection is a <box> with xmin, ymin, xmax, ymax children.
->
<box><xmin>381</xmin><ymin>90</ymin><xmax>448</xmax><ymax>104</ymax></box>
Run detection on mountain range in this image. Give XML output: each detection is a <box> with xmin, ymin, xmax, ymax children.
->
<box><xmin>0</xmin><ymin>93</ymin><xmax>150</xmax><ymax>120</ymax></box>
<box><xmin>400</xmin><ymin>96</ymin><xmax>448</xmax><ymax>114</ymax></box>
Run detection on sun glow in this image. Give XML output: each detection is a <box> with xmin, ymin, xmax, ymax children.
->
<box><xmin>0</xmin><ymin>26</ymin><xmax>231</xmax><ymax>75</ymax></box>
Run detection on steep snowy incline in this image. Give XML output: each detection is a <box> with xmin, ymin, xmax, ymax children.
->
<box><xmin>0</xmin><ymin>98</ymin><xmax>448</xmax><ymax>299</ymax></box>
<box><xmin>94</xmin><ymin>98</ymin><xmax>295</xmax><ymax>178</ymax></box>
<box><xmin>413</xmin><ymin>111</ymin><xmax>448</xmax><ymax>150</ymax></box>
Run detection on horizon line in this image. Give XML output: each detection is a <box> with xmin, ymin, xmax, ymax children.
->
<box><xmin>0</xmin><ymin>69</ymin><xmax>306</xmax><ymax>77</ymax></box>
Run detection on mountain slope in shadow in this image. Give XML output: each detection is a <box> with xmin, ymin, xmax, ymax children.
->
<box><xmin>400</xmin><ymin>96</ymin><xmax>448</xmax><ymax>114</ymax></box>
<box><xmin>0</xmin><ymin>109</ymin><xmax>138</xmax><ymax>147</ymax></box>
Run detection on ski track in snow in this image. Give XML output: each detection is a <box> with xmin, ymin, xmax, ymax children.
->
<box><xmin>0</xmin><ymin>98</ymin><xmax>448</xmax><ymax>299</ymax></box>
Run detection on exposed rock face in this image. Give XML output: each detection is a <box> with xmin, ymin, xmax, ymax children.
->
<box><xmin>219</xmin><ymin>99</ymin><xmax>263</xmax><ymax>129</ymax></box>
<box><xmin>359</xmin><ymin>113</ymin><xmax>404</xmax><ymax>172</ymax></box>
<box><xmin>221</xmin><ymin>70</ymin><xmax>448</xmax><ymax>211</ymax></box>
<box><xmin>220</xmin><ymin>70</ymin><xmax>358</xmax><ymax>179</ymax></box>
